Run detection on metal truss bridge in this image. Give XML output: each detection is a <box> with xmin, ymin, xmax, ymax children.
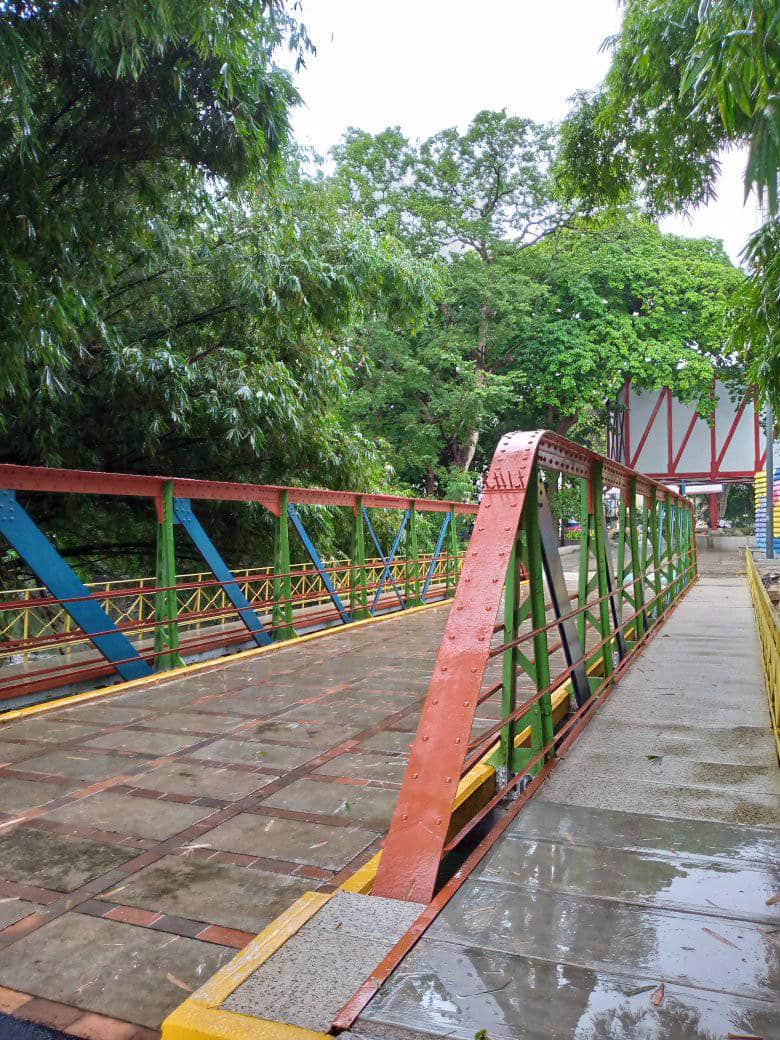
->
<box><xmin>0</xmin><ymin>431</ymin><xmax>776</xmax><ymax>1040</ymax></box>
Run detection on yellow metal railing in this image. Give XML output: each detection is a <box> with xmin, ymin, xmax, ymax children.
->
<box><xmin>0</xmin><ymin>553</ymin><xmax>455</xmax><ymax>664</ymax></box>
<box><xmin>746</xmin><ymin>550</ymin><xmax>780</xmax><ymax>763</ymax></box>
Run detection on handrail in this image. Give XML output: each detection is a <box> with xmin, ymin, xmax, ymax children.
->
<box><xmin>746</xmin><ymin>549</ymin><xmax>780</xmax><ymax>762</ymax></box>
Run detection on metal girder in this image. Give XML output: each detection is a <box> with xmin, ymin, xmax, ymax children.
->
<box><xmin>373</xmin><ymin>429</ymin><xmax>697</xmax><ymax>906</ymax></box>
<box><xmin>421</xmin><ymin>513</ymin><xmax>451</xmax><ymax>602</ymax></box>
<box><xmin>364</xmin><ymin>508</ymin><xmax>409</xmax><ymax>612</ymax></box>
<box><xmin>536</xmin><ymin>484</ymin><xmax>591</xmax><ymax>707</ymax></box>
<box><xmin>0</xmin><ymin>464</ymin><xmax>478</xmax><ymax>516</ymax></box>
<box><xmin>172</xmin><ymin>498</ymin><xmax>272</xmax><ymax>648</ymax></box>
<box><xmin>287</xmin><ymin>504</ymin><xmax>351</xmax><ymax>625</ymax></box>
<box><xmin>0</xmin><ymin>490</ymin><xmax>153</xmax><ymax>681</ymax></box>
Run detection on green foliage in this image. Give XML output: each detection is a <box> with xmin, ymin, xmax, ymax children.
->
<box><xmin>556</xmin><ymin>0</ymin><xmax>780</xmax><ymax>405</ymax></box>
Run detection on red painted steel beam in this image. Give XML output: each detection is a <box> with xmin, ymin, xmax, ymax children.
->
<box><xmin>372</xmin><ymin>428</ymin><xmax>689</xmax><ymax>905</ymax></box>
<box><xmin>0</xmin><ymin>464</ymin><xmax>478</xmax><ymax>515</ymax></box>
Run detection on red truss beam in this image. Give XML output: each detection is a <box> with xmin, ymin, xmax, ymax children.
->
<box><xmin>0</xmin><ymin>464</ymin><xmax>478</xmax><ymax>517</ymax></box>
<box><xmin>372</xmin><ymin>429</ymin><xmax>689</xmax><ymax>904</ymax></box>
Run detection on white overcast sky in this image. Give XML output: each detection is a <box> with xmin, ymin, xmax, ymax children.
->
<box><xmin>289</xmin><ymin>0</ymin><xmax>760</xmax><ymax>265</ymax></box>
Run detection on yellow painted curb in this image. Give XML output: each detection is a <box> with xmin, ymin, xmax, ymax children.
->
<box><xmin>0</xmin><ymin>596</ymin><xmax>451</xmax><ymax>726</ymax></box>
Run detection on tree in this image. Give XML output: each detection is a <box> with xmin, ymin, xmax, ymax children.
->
<box><xmin>334</xmin><ymin>110</ymin><xmax>565</xmax><ymax>470</ymax></box>
<box><xmin>350</xmin><ymin>215</ymin><xmax>744</xmax><ymax>493</ymax></box>
<box><xmin>556</xmin><ymin>0</ymin><xmax>779</xmax><ymax>405</ymax></box>
<box><xmin>0</xmin><ymin>0</ymin><xmax>310</xmax><ymax>401</ymax></box>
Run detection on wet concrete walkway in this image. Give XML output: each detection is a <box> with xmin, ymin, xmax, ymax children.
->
<box><xmin>357</xmin><ymin>554</ymin><xmax>780</xmax><ymax>1040</ymax></box>
<box><xmin>0</xmin><ymin>603</ymin><xmax>491</xmax><ymax>1037</ymax></box>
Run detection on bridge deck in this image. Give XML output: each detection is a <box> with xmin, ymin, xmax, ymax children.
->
<box><xmin>357</xmin><ymin>552</ymin><xmax>780</xmax><ymax>1040</ymax></box>
<box><xmin>0</xmin><ymin>605</ymin><xmax>469</xmax><ymax>1035</ymax></box>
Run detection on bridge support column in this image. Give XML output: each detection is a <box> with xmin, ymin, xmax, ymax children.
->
<box><xmin>154</xmin><ymin>481</ymin><xmax>182</xmax><ymax>672</ymax></box>
<box><xmin>350</xmin><ymin>497</ymin><xmax>368</xmax><ymax>620</ymax></box>
<box><xmin>272</xmin><ymin>491</ymin><xmax>296</xmax><ymax>641</ymax></box>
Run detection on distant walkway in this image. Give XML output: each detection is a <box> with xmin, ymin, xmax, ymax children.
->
<box><xmin>358</xmin><ymin>552</ymin><xmax>780</xmax><ymax>1040</ymax></box>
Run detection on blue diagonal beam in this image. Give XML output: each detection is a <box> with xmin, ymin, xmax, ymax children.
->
<box><xmin>362</xmin><ymin>507</ymin><xmax>405</xmax><ymax>609</ymax></box>
<box><xmin>0</xmin><ymin>490</ymin><xmax>152</xmax><ymax>680</ymax></box>
<box><xmin>172</xmin><ymin>498</ymin><xmax>272</xmax><ymax>647</ymax></box>
<box><xmin>368</xmin><ymin>509</ymin><xmax>410</xmax><ymax>614</ymax></box>
<box><xmin>287</xmin><ymin>503</ymin><xmax>351</xmax><ymax>624</ymax></box>
<box><xmin>421</xmin><ymin>512</ymin><xmax>451</xmax><ymax>602</ymax></box>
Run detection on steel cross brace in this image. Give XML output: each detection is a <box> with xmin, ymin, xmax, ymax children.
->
<box><xmin>287</xmin><ymin>503</ymin><xmax>351</xmax><ymax>624</ymax></box>
<box><xmin>172</xmin><ymin>498</ymin><xmax>272</xmax><ymax>647</ymax></box>
<box><xmin>0</xmin><ymin>490</ymin><xmax>153</xmax><ymax>681</ymax></box>
<box><xmin>363</xmin><ymin>507</ymin><xmax>409</xmax><ymax>613</ymax></box>
<box><xmin>420</xmin><ymin>512</ymin><xmax>451</xmax><ymax>602</ymax></box>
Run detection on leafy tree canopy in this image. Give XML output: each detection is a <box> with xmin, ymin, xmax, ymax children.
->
<box><xmin>556</xmin><ymin>0</ymin><xmax>779</xmax><ymax>405</ymax></box>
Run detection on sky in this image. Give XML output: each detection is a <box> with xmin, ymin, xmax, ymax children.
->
<box><xmin>289</xmin><ymin>0</ymin><xmax>760</xmax><ymax>265</ymax></box>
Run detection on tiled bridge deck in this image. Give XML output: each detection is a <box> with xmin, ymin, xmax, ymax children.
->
<box><xmin>356</xmin><ymin>553</ymin><xmax>780</xmax><ymax>1040</ymax></box>
<box><xmin>0</xmin><ymin>603</ymin><xmax>473</xmax><ymax>1036</ymax></box>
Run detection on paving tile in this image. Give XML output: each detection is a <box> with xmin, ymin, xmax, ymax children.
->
<box><xmin>43</xmin><ymin>790</ymin><xmax>215</xmax><ymax>841</ymax></box>
<box><xmin>16</xmin><ymin>750</ymin><xmax>134</xmax><ymax>782</ymax></box>
<box><xmin>0</xmin><ymin>912</ymin><xmax>230</xmax><ymax>1029</ymax></box>
<box><xmin>68</xmin><ymin>1011</ymin><xmax>139</xmax><ymax>1040</ymax></box>
<box><xmin>191</xmin><ymin>739</ymin><xmax>318</xmax><ymax>770</ymax></box>
<box><xmin>313</xmin><ymin>751</ymin><xmax>407</xmax><ymax>784</ymax></box>
<box><xmin>136</xmin><ymin>762</ymin><xmax>276</xmax><ymax>801</ymax></box>
<box><xmin>0</xmin><ymin>777</ymin><xmax>78</xmax><ymax>813</ymax></box>
<box><xmin>262</xmin><ymin>779</ymin><xmax>398</xmax><ymax>828</ymax></box>
<box><xmin>61</xmin><ymin>707</ymin><xmax>150</xmax><ymax>726</ymax></box>
<box><xmin>203</xmin><ymin>813</ymin><xmax>376</xmax><ymax>869</ymax></box>
<box><xmin>0</xmin><ymin>718</ymin><xmax>103</xmax><ymax>744</ymax></box>
<box><xmin>0</xmin><ymin>826</ymin><xmax>130</xmax><ymax>892</ymax></box>
<box><xmin>103</xmin><ymin>855</ymin><xmax>308</xmax><ymax>934</ymax></box>
<box><xmin>83</xmin><ymin>731</ymin><xmax>198</xmax><ymax>756</ymax></box>
<box><xmin>148</xmin><ymin>712</ymin><xmax>235</xmax><ymax>735</ymax></box>
<box><xmin>357</xmin><ymin>731</ymin><xmax>414</xmax><ymax>754</ymax></box>
<box><xmin>249</xmin><ymin>718</ymin><xmax>362</xmax><ymax>747</ymax></box>
<box><xmin>17</xmin><ymin>996</ymin><xmax>83</xmax><ymax>1030</ymax></box>
<box><xmin>0</xmin><ymin>898</ymin><xmax>45</xmax><ymax>930</ymax></box>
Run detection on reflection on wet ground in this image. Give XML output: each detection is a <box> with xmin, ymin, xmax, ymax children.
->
<box><xmin>358</xmin><ymin>555</ymin><xmax>780</xmax><ymax>1039</ymax></box>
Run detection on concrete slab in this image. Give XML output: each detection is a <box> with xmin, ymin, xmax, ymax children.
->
<box><xmin>105</xmin><ymin>854</ymin><xmax>310</xmax><ymax>933</ymax></box>
<box><xmin>0</xmin><ymin>827</ymin><xmax>130</xmax><ymax>891</ymax></box>
<box><xmin>357</xmin><ymin>557</ymin><xmax>780</xmax><ymax>1040</ymax></box>
<box><xmin>0</xmin><ymin>899</ymin><xmax>45</xmax><ymax>929</ymax></box>
<box><xmin>204</xmin><ymin>813</ymin><xmax>376</xmax><ymax>868</ymax></box>
<box><xmin>83</xmin><ymin>729</ymin><xmax>198</xmax><ymax>756</ymax></box>
<box><xmin>314</xmin><ymin>752</ymin><xmax>408</xmax><ymax>784</ymax></box>
<box><xmin>44</xmin><ymin>789</ymin><xmax>216</xmax><ymax>840</ymax></box>
<box><xmin>191</xmin><ymin>738</ymin><xmax>319</xmax><ymax>769</ymax></box>
<box><xmin>0</xmin><ymin>778</ymin><xmax>77</xmax><ymax>813</ymax></box>
<box><xmin>14</xmin><ymin>750</ymin><xmax>136</xmax><ymax>782</ymax></box>
<box><xmin>224</xmin><ymin>891</ymin><xmax>424</xmax><ymax>1032</ymax></box>
<box><xmin>0</xmin><ymin>913</ymin><xmax>230</xmax><ymax>1028</ymax></box>
<box><xmin>136</xmin><ymin>761</ymin><xmax>277</xmax><ymax>800</ymax></box>
<box><xmin>262</xmin><ymin>778</ymin><xmax>399</xmax><ymax>827</ymax></box>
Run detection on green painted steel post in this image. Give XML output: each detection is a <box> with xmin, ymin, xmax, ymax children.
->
<box><xmin>576</xmin><ymin>478</ymin><xmax>591</xmax><ymax>649</ymax></box>
<box><xmin>499</xmin><ymin>535</ymin><xmax>521</xmax><ymax>775</ymax></box>
<box><xmin>446</xmin><ymin>506</ymin><xmax>459</xmax><ymax>597</ymax></box>
<box><xmin>649</xmin><ymin>490</ymin><xmax>662</xmax><ymax>622</ymax></box>
<box><xmin>405</xmin><ymin>502</ymin><xmax>421</xmax><ymax>607</ymax></box>
<box><xmin>616</xmin><ymin>497</ymin><xmax>627</xmax><ymax>620</ymax></box>
<box><xmin>272</xmin><ymin>491</ymin><xmax>296</xmax><ymax>641</ymax></box>
<box><xmin>350</xmin><ymin>497</ymin><xmax>368</xmax><ymax>620</ymax></box>
<box><xmin>664</xmin><ymin>496</ymin><xmax>675</xmax><ymax>606</ymax></box>
<box><xmin>154</xmin><ymin>481</ymin><xmax>180</xmax><ymax>672</ymax></box>
<box><xmin>592</xmin><ymin>462</ymin><xmax>614</xmax><ymax>679</ymax></box>
<box><xmin>524</xmin><ymin>471</ymin><xmax>554</xmax><ymax>764</ymax></box>
<box><xmin>627</xmin><ymin>477</ymin><xmax>646</xmax><ymax>639</ymax></box>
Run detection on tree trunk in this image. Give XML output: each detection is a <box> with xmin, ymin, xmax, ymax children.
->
<box><xmin>454</xmin><ymin>305</ymin><xmax>491</xmax><ymax>472</ymax></box>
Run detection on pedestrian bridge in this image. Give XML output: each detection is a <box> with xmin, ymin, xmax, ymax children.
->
<box><xmin>0</xmin><ymin>432</ymin><xmax>776</xmax><ymax>1040</ymax></box>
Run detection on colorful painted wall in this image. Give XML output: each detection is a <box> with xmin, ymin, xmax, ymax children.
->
<box><xmin>755</xmin><ymin>468</ymin><xmax>780</xmax><ymax>554</ymax></box>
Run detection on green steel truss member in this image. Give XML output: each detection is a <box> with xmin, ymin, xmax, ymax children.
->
<box><xmin>522</xmin><ymin>471</ymin><xmax>555</xmax><ymax>768</ymax></box>
<box><xmin>591</xmin><ymin>462</ymin><xmax>615</xmax><ymax>679</ymax></box>
<box><xmin>405</xmin><ymin>503</ymin><xmax>422</xmax><ymax>607</ymax></box>
<box><xmin>154</xmin><ymin>481</ymin><xmax>183</xmax><ymax>672</ymax></box>
<box><xmin>272</xmin><ymin>490</ymin><xmax>296</xmax><ymax>641</ymax></box>
<box><xmin>446</xmin><ymin>505</ymin><xmax>459</xmax><ymax>598</ymax></box>
<box><xmin>627</xmin><ymin>477</ymin><xmax>647</xmax><ymax>639</ymax></box>
<box><xmin>350</xmin><ymin>497</ymin><xmax>368</xmax><ymax>620</ymax></box>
